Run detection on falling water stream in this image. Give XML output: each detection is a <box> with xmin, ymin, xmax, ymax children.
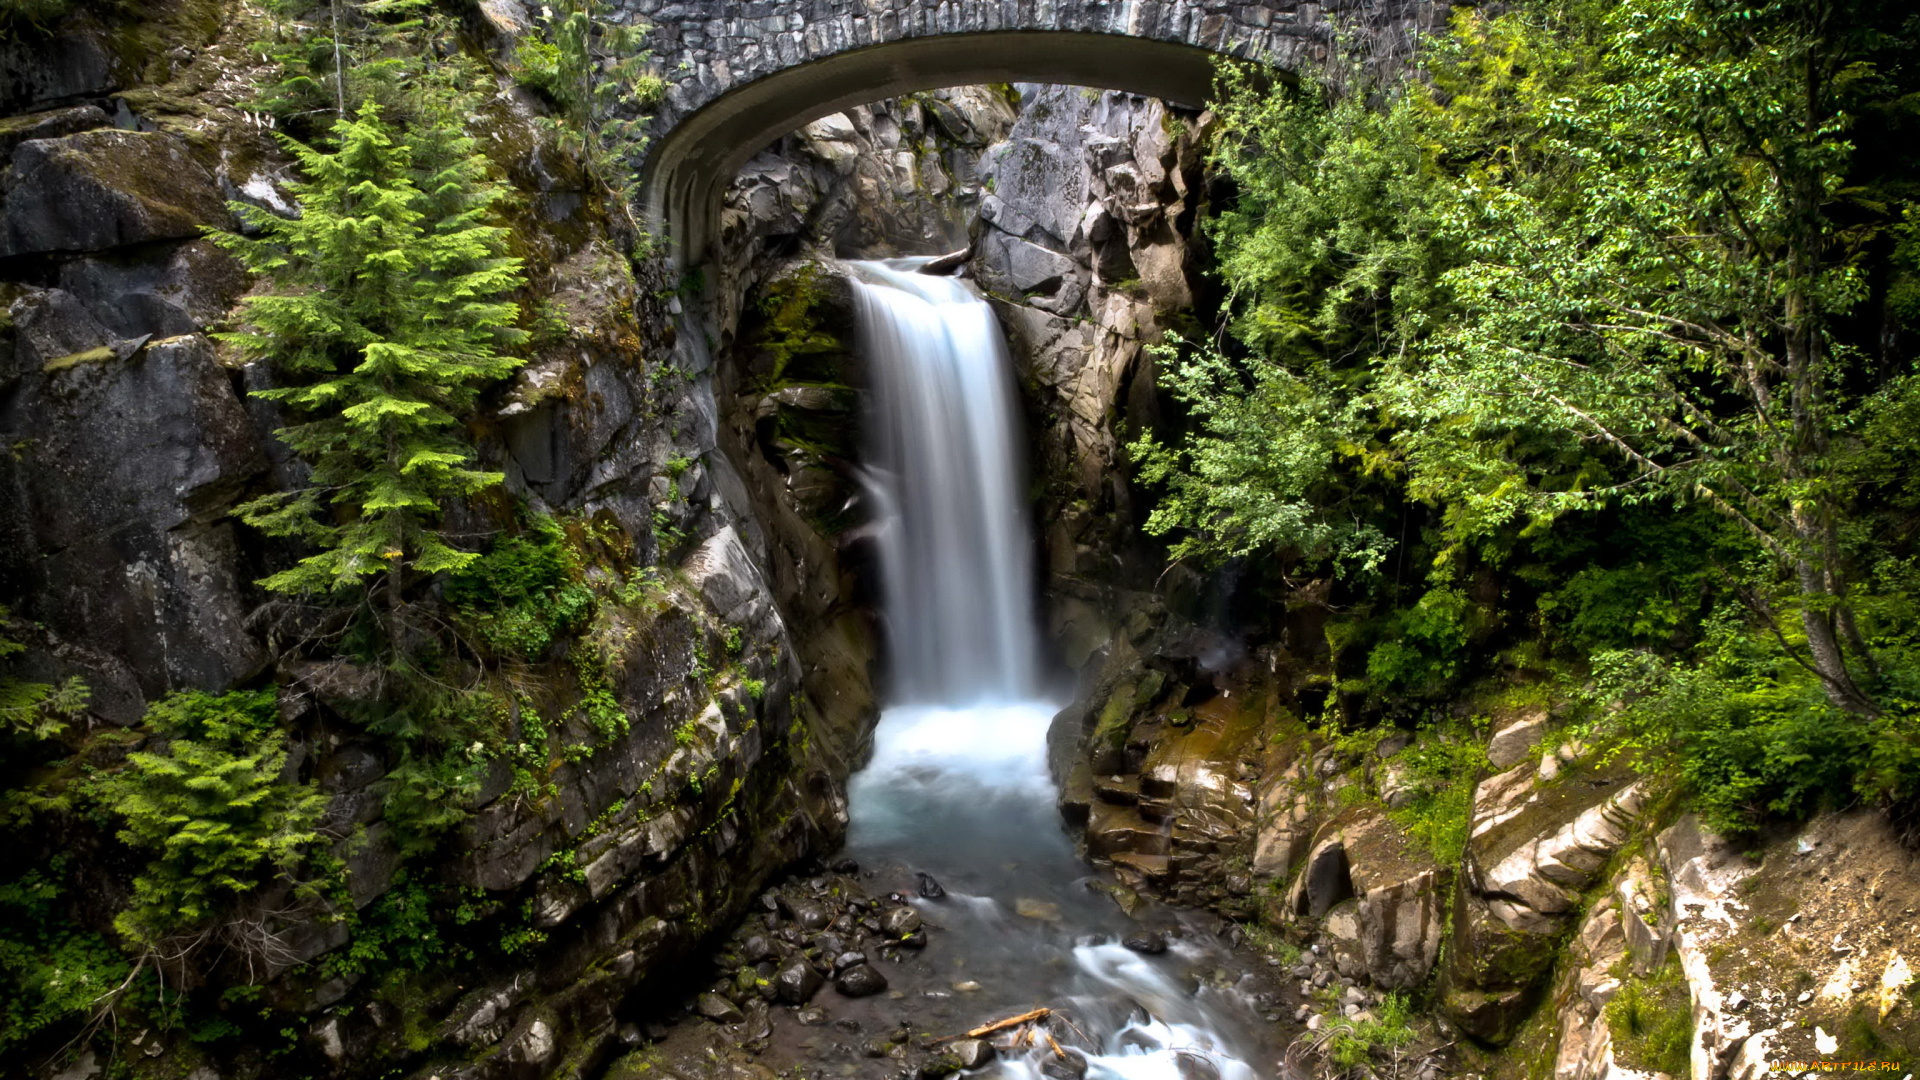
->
<box><xmin>841</xmin><ymin>260</ymin><xmax>1268</xmax><ymax>1079</ymax></box>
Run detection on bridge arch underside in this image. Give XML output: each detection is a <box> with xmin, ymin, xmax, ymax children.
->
<box><xmin>640</xmin><ymin>30</ymin><xmax>1286</xmax><ymax>267</ymax></box>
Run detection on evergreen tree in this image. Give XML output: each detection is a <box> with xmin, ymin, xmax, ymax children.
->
<box><xmin>215</xmin><ymin>101</ymin><xmax>526</xmax><ymax>621</ymax></box>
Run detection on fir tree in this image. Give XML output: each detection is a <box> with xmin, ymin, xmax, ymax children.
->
<box><xmin>215</xmin><ymin>101</ymin><xmax>526</xmax><ymax>621</ymax></box>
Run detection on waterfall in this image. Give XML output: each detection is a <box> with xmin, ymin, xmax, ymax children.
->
<box><xmin>839</xmin><ymin>259</ymin><xmax>1262</xmax><ymax>1080</ymax></box>
<box><xmin>851</xmin><ymin>261</ymin><xmax>1038</xmax><ymax>703</ymax></box>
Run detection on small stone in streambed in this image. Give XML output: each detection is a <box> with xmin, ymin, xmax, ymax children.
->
<box><xmin>797</xmin><ymin>1006</ymin><xmax>830</xmax><ymax>1026</ymax></box>
<box><xmin>1096</xmin><ymin>881</ymin><xmax>1144</xmax><ymax>917</ymax></box>
<box><xmin>774</xmin><ymin>960</ymin><xmax>823</xmax><ymax>1005</ymax></box>
<box><xmin>741</xmin><ymin>934</ymin><xmax>777</xmax><ymax>963</ymax></box>
<box><xmin>862</xmin><ymin>1038</ymin><xmax>893</xmax><ymax>1058</ymax></box>
<box><xmin>917</xmin><ymin>872</ymin><xmax>947</xmax><ymax>899</ymax></box>
<box><xmin>950</xmin><ymin>1039</ymin><xmax>996</xmax><ymax>1069</ymax></box>
<box><xmin>918</xmin><ymin>1058</ymin><xmax>962</xmax><ymax>1079</ymax></box>
<box><xmin>833</xmin><ymin>1017</ymin><xmax>862</xmax><ymax>1033</ymax></box>
<box><xmin>1015</xmin><ymin>898</ymin><xmax>1061</xmax><ymax>921</ymax></box>
<box><xmin>835</xmin><ymin>963</ymin><xmax>889</xmax><ymax>997</ymax></box>
<box><xmin>1040</xmin><ymin>1047</ymin><xmax>1089</xmax><ymax>1078</ymax></box>
<box><xmin>831</xmin><ymin>857</ymin><xmax>859</xmax><ymax>874</ymax></box>
<box><xmin>832</xmin><ymin>950</ymin><xmax>868</xmax><ymax>973</ymax></box>
<box><xmin>897</xmin><ymin>930</ymin><xmax>927</xmax><ymax>949</ymax></box>
<box><xmin>1123</xmin><ymin>931</ymin><xmax>1168</xmax><ymax>954</ymax></box>
<box><xmin>882</xmin><ymin>906</ymin><xmax>924</xmax><ymax>937</ymax></box>
<box><xmin>696</xmin><ymin>993</ymin><xmax>745</xmax><ymax>1025</ymax></box>
<box><xmin>951</xmin><ymin>980</ymin><xmax>981</xmax><ymax>992</ymax></box>
<box><xmin>780</xmin><ymin>896</ymin><xmax>832</xmax><ymax>932</ymax></box>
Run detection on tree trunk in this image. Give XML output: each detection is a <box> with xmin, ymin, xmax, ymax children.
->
<box><xmin>1794</xmin><ymin>556</ymin><xmax>1878</xmax><ymax>716</ymax></box>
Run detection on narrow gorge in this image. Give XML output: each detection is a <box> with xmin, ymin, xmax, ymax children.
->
<box><xmin>1</xmin><ymin>4</ymin><xmax>1917</xmax><ymax>1080</ymax></box>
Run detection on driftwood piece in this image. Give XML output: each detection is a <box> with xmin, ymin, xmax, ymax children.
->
<box><xmin>917</xmin><ymin>247</ymin><xmax>972</xmax><ymax>275</ymax></box>
<box><xmin>934</xmin><ymin>1006</ymin><xmax>1051</xmax><ymax>1043</ymax></box>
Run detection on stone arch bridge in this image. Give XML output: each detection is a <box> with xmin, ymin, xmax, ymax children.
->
<box><xmin>608</xmin><ymin>0</ymin><xmax>1439</xmax><ymax>264</ymax></box>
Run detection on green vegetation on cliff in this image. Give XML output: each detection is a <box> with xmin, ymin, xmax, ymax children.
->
<box><xmin>1143</xmin><ymin>0</ymin><xmax>1920</xmax><ymax>834</ymax></box>
<box><xmin>215</xmin><ymin>99</ymin><xmax>526</xmax><ymax>609</ymax></box>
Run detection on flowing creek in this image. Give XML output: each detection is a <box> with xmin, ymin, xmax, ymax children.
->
<box><xmin>646</xmin><ymin>262</ymin><xmax>1291</xmax><ymax>1078</ymax></box>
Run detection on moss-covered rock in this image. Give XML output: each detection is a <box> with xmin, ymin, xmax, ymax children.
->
<box><xmin>0</xmin><ymin>129</ymin><xmax>231</xmax><ymax>257</ymax></box>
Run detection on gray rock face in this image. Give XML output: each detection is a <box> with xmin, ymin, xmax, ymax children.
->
<box><xmin>0</xmin><ymin>333</ymin><xmax>267</xmax><ymax>721</ymax></box>
<box><xmin>5</xmin><ymin>287</ymin><xmax>139</xmax><ymax>378</ymax></box>
<box><xmin>57</xmin><ymin>239</ymin><xmax>248</xmax><ymax>339</ymax></box>
<box><xmin>0</xmin><ymin>130</ymin><xmax>232</xmax><ymax>257</ymax></box>
<box><xmin>1487</xmin><ymin>711</ymin><xmax>1548</xmax><ymax>768</ymax></box>
<box><xmin>977</xmin><ymin>87</ymin><xmax>1209</xmax><ymax>604</ymax></box>
<box><xmin>0</xmin><ymin>16</ymin><xmax>134</xmax><ymax>113</ymax></box>
<box><xmin>1286</xmin><ymin>806</ymin><xmax>1446</xmax><ymax>989</ymax></box>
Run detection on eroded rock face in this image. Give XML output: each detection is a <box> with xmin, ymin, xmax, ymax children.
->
<box><xmin>976</xmin><ymin>85</ymin><xmax>1211</xmax><ymax>608</ymax></box>
<box><xmin>1283</xmin><ymin>806</ymin><xmax>1447</xmax><ymax>989</ymax></box>
<box><xmin>1439</xmin><ymin>761</ymin><xmax>1651</xmax><ymax>1042</ymax></box>
<box><xmin>0</xmin><ymin>333</ymin><xmax>267</xmax><ymax>721</ymax></box>
<box><xmin>0</xmin><ymin>129</ymin><xmax>232</xmax><ymax>257</ymax></box>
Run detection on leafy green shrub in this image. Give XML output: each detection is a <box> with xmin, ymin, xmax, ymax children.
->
<box><xmin>1366</xmin><ymin>588</ymin><xmax>1473</xmax><ymax>698</ymax></box>
<box><xmin>445</xmin><ymin>515</ymin><xmax>595</xmax><ymax>659</ymax></box>
<box><xmin>1327</xmin><ymin>991</ymin><xmax>1416</xmax><ymax>1069</ymax></box>
<box><xmin>0</xmin><ymin>605</ymin><xmax>88</xmax><ymax>742</ymax></box>
<box><xmin>1385</xmin><ymin>729</ymin><xmax>1488</xmax><ymax>865</ymax></box>
<box><xmin>321</xmin><ymin>874</ymin><xmax>455</xmax><ymax>982</ymax></box>
<box><xmin>0</xmin><ymin>863</ymin><xmax>133</xmax><ymax>1053</ymax></box>
<box><xmin>105</xmin><ymin>691</ymin><xmax>326</xmax><ymax>947</ymax></box>
<box><xmin>1588</xmin><ymin>613</ymin><xmax>1888</xmax><ymax>836</ymax></box>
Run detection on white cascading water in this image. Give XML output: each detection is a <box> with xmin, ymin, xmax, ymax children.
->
<box><xmin>854</xmin><ymin>260</ymin><xmax>1038</xmax><ymax>703</ymax></box>
<box><xmin>843</xmin><ymin>260</ymin><xmax>1260</xmax><ymax>1080</ymax></box>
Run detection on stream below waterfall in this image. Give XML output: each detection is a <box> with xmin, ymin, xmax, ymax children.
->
<box><xmin>641</xmin><ymin>262</ymin><xmax>1295</xmax><ymax>1079</ymax></box>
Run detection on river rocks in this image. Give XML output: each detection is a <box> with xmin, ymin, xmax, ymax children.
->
<box><xmin>1040</xmin><ymin>1047</ymin><xmax>1090</xmax><ymax>1078</ymax></box>
<box><xmin>949</xmin><ymin>1039</ymin><xmax>996</xmax><ymax>1069</ymax></box>
<box><xmin>774</xmin><ymin>960</ymin><xmax>825</xmax><ymax>1005</ymax></box>
<box><xmin>0</xmin><ymin>130</ymin><xmax>231</xmax><ymax>257</ymax></box>
<box><xmin>833</xmin><ymin>963</ymin><xmax>888</xmax><ymax>997</ymax></box>
<box><xmin>1124</xmin><ymin>931</ymin><xmax>1169</xmax><ymax>955</ymax></box>
<box><xmin>779</xmin><ymin>895</ymin><xmax>832</xmax><ymax>932</ymax></box>
<box><xmin>697</xmin><ymin>993</ymin><xmax>746</xmax><ymax>1025</ymax></box>
<box><xmin>881</xmin><ymin>905</ymin><xmax>922</xmax><ymax>938</ymax></box>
